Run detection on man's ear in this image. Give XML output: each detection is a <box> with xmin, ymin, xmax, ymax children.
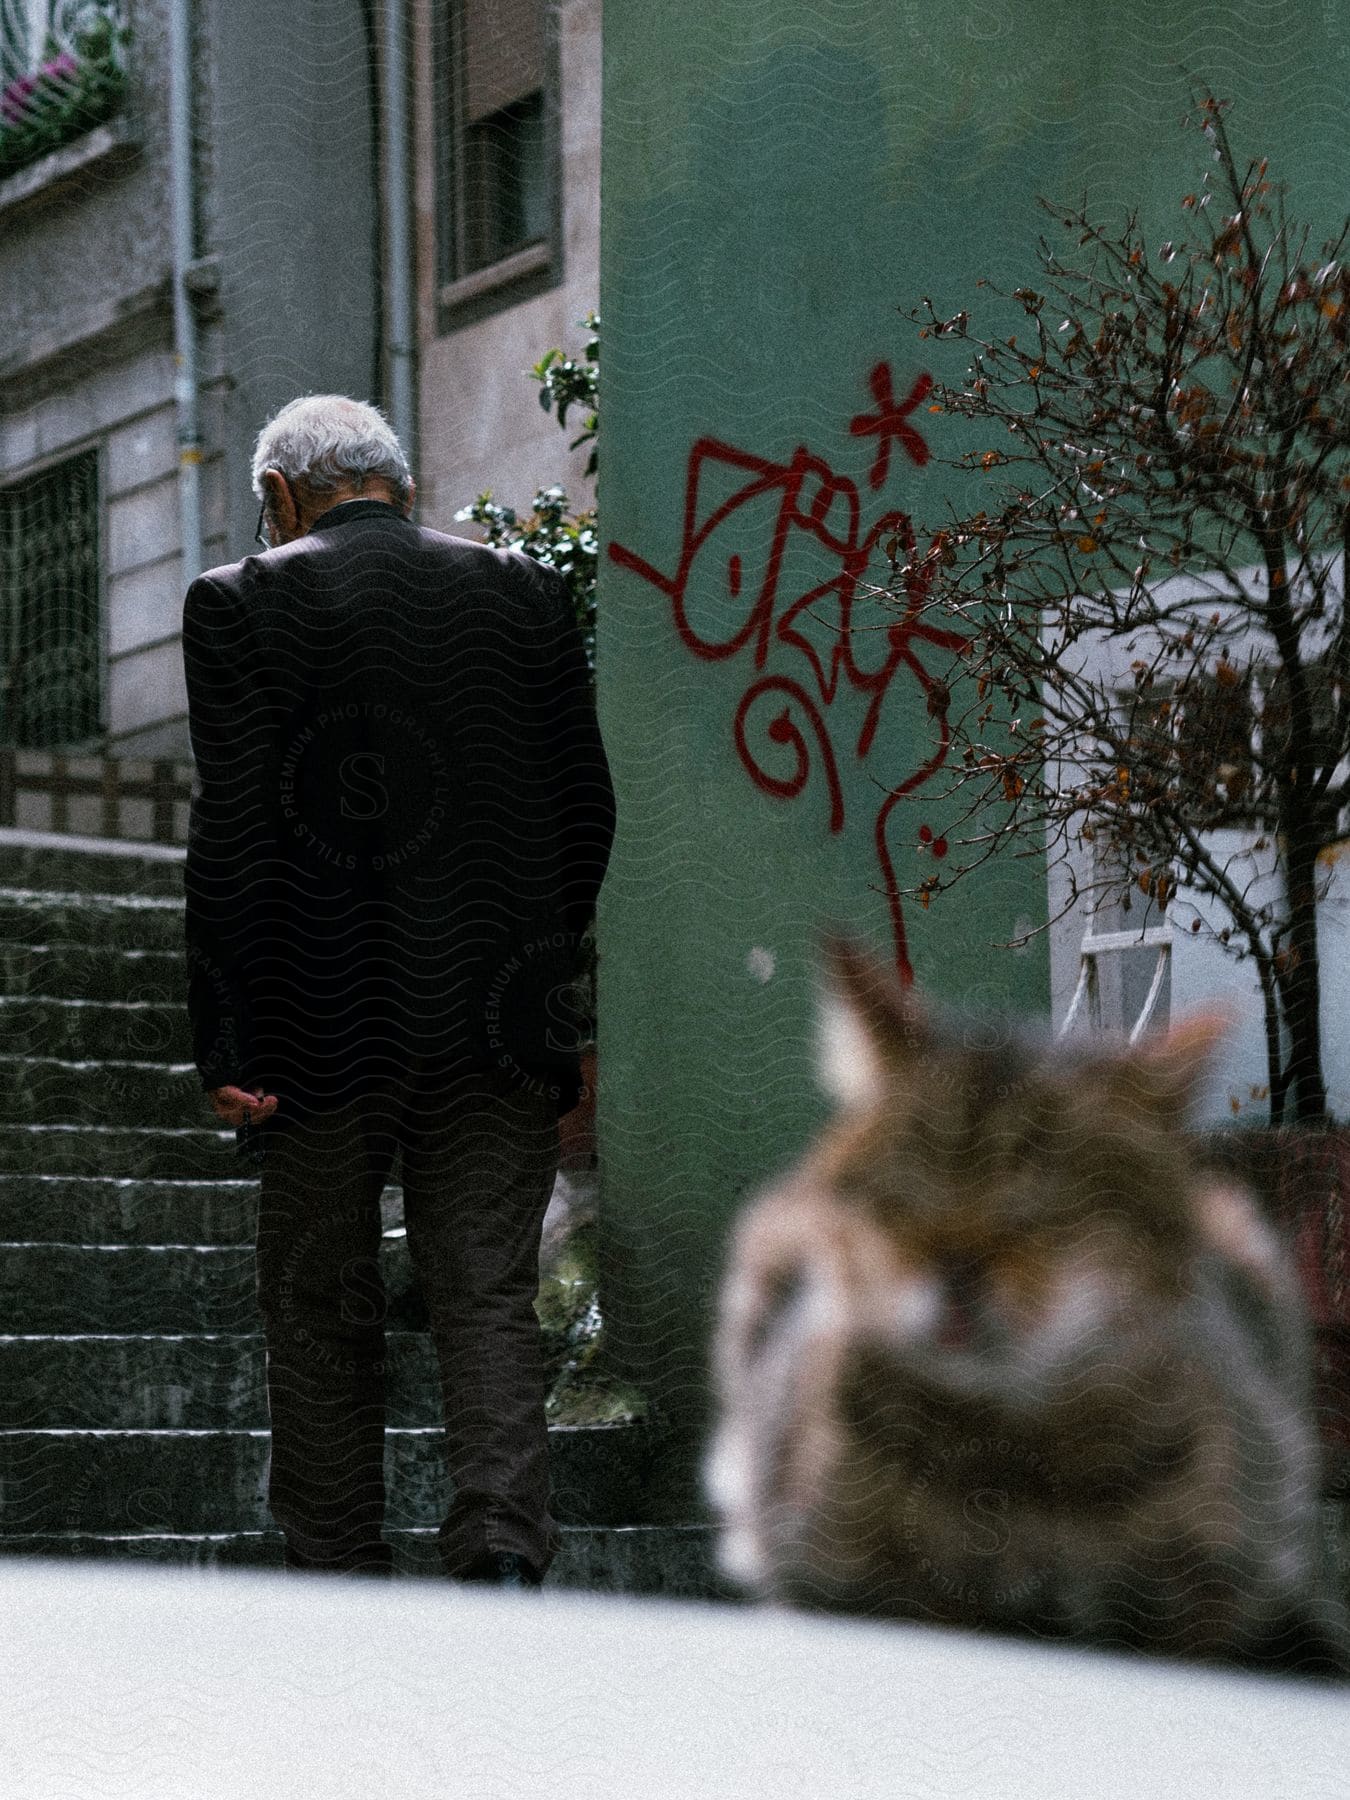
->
<box><xmin>263</xmin><ymin>468</ymin><xmax>300</xmax><ymax>542</ymax></box>
<box><xmin>815</xmin><ymin>933</ymin><xmax>927</xmax><ymax>1111</ymax></box>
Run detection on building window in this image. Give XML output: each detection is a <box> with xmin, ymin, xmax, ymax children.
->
<box><xmin>435</xmin><ymin>0</ymin><xmax>561</xmax><ymax>328</ymax></box>
<box><xmin>0</xmin><ymin>449</ymin><xmax>103</xmax><ymax>750</ymax></box>
<box><xmin>0</xmin><ymin>1</ymin><xmax>129</xmax><ymax>183</ymax></box>
<box><xmin>1120</xmin><ymin>660</ymin><xmax>1347</xmax><ymax>834</ymax></box>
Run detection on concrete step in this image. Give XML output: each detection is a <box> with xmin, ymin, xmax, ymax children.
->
<box><xmin>0</xmin><ymin>940</ymin><xmax>184</xmax><ymax>1001</ymax></box>
<box><xmin>0</xmin><ymin>1423</ymin><xmax>656</xmax><ymax>1533</ymax></box>
<box><xmin>0</xmin><ymin>1523</ymin><xmax>726</xmax><ymax>1594</ymax></box>
<box><xmin>2</xmin><ymin>1053</ymin><xmax>502</xmax><ymax>1135</ymax></box>
<box><xmin>0</xmin><ymin>1055</ymin><xmax>204</xmax><ymax>1129</ymax></box>
<box><xmin>0</xmin><ymin>832</ymin><xmax>186</xmax><ymax>898</ymax></box>
<box><xmin>0</xmin><ymin>1175</ymin><xmax>261</xmax><ymax>1244</ymax></box>
<box><xmin>0</xmin><ymin>995</ymin><xmax>192</xmax><ymax>1063</ymax></box>
<box><xmin>0</xmin><ymin>1123</ymin><xmax>237</xmax><ymax>1179</ymax></box>
<box><xmin>0</xmin><ymin>837</ymin><xmax>669</xmax><ymax>1603</ymax></box>
<box><xmin>0</xmin><ymin>1175</ymin><xmax>406</xmax><ymax>1244</ymax></box>
<box><xmin>0</xmin><ymin>1232</ymin><xmax>429</xmax><ymax>1333</ymax></box>
<box><xmin>0</xmin><ymin>886</ymin><xmax>185</xmax><ymax>951</ymax></box>
<box><xmin>0</xmin><ymin>1330</ymin><xmax>440</xmax><ymax>1429</ymax></box>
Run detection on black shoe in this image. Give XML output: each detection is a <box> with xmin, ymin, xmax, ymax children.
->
<box><xmin>459</xmin><ymin>1550</ymin><xmax>543</xmax><ymax>1590</ymax></box>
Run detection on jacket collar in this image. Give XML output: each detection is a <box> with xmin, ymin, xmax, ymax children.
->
<box><xmin>308</xmin><ymin>498</ymin><xmax>410</xmax><ymax>533</ymax></box>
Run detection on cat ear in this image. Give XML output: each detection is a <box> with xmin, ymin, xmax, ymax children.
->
<box><xmin>1130</xmin><ymin>1006</ymin><xmax>1236</xmax><ymax>1116</ymax></box>
<box><xmin>816</xmin><ymin>932</ymin><xmax>927</xmax><ymax>1110</ymax></box>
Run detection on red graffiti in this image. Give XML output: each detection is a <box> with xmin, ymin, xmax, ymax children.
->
<box><xmin>849</xmin><ymin>363</ymin><xmax>933</xmax><ymax>489</ymax></box>
<box><xmin>607</xmin><ymin>365</ymin><xmax>964</xmax><ymax>986</ymax></box>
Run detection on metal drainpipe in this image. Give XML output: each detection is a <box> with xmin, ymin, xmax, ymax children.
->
<box><xmin>168</xmin><ymin>0</ymin><xmax>203</xmax><ymax>581</ymax></box>
<box><xmin>381</xmin><ymin>0</ymin><xmax>417</xmax><ymax>487</ymax></box>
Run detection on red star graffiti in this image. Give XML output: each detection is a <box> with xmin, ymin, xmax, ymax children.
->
<box><xmin>849</xmin><ymin>362</ymin><xmax>933</xmax><ymax>490</ymax></box>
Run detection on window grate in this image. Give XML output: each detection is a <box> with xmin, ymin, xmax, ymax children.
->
<box><xmin>0</xmin><ymin>448</ymin><xmax>103</xmax><ymax>750</ymax></box>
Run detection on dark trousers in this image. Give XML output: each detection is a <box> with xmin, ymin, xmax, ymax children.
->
<box><xmin>255</xmin><ymin>1060</ymin><xmax>562</xmax><ymax>1578</ymax></box>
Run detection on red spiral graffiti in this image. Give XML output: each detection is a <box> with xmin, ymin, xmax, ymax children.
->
<box><xmin>733</xmin><ymin>677</ymin><xmax>845</xmax><ymax>833</ymax></box>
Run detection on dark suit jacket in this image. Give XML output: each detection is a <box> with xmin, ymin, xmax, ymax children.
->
<box><xmin>181</xmin><ymin>497</ymin><xmax>614</xmax><ymax>1119</ymax></box>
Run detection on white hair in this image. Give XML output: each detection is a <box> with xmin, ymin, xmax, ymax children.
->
<box><xmin>251</xmin><ymin>394</ymin><xmax>413</xmax><ymax>506</ymax></box>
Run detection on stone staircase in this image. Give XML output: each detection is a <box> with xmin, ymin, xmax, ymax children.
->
<box><xmin>0</xmin><ymin>829</ymin><xmax>718</xmax><ymax>1592</ymax></box>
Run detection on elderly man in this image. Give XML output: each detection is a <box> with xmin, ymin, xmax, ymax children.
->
<box><xmin>182</xmin><ymin>394</ymin><xmax>614</xmax><ymax>1585</ymax></box>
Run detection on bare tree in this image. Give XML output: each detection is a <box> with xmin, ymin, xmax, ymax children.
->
<box><xmin>886</xmin><ymin>94</ymin><xmax>1350</xmax><ymax>1124</ymax></box>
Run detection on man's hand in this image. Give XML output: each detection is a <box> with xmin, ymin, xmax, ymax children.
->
<box><xmin>207</xmin><ymin>1084</ymin><xmax>279</xmax><ymax>1129</ymax></box>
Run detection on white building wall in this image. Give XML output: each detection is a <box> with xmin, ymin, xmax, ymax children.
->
<box><xmin>1047</xmin><ymin>565</ymin><xmax>1350</xmax><ymax>1125</ymax></box>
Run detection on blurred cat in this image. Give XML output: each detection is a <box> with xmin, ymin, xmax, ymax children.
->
<box><xmin>706</xmin><ymin>938</ymin><xmax>1347</xmax><ymax>1675</ymax></box>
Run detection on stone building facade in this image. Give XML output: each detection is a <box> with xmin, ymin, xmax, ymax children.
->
<box><xmin>0</xmin><ymin>0</ymin><xmax>598</xmax><ymax>836</ymax></box>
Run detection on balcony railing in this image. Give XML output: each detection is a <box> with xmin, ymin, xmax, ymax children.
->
<box><xmin>0</xmin><ymin>1</ymin><xmax>129</xmax><ymax>183</ymax></box>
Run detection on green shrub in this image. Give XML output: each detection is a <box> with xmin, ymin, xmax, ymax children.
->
<box><xmin>456</xmin><ymin>311</ymin><xmax>600</xmax><ymax>672</ymax></box>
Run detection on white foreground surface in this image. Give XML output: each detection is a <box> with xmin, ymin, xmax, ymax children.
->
<box><xmin>1</xmin><ymin>1558</ymin><xmax>1345</xmax><ymax>1799</ymax></box>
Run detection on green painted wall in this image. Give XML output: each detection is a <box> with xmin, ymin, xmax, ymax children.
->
<box><xmin>596</xmin><ymin>0</ymin><xmax>1350</xmax><ymax>1440</ymax></box>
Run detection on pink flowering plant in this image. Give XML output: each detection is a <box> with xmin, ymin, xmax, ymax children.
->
<box><xmin>0</xmin><ymin>9</ymin><xmax>129</xmax><ymax>181</ymax></box>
